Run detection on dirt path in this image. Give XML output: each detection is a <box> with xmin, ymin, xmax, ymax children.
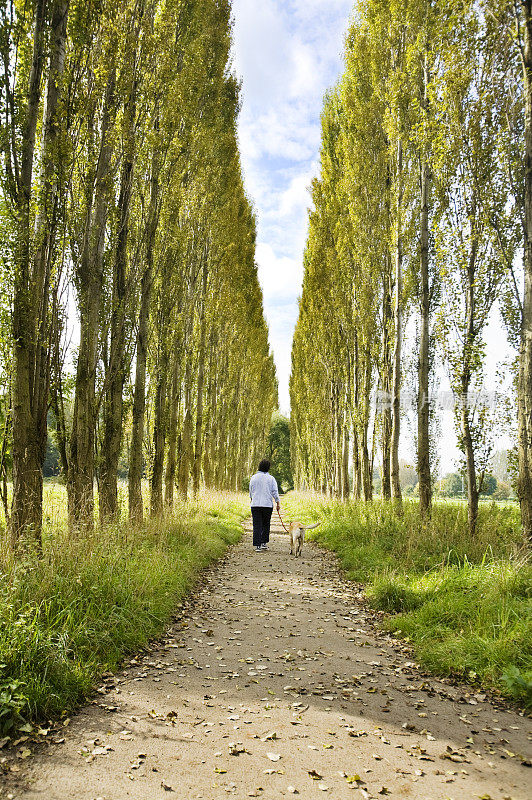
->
<box><xmin>3</xmin><ymin>520</ymin><xmax>530</xmax><ymax>800</ymax></box>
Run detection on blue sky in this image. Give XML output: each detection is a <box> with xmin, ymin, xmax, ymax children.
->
<box><xmin>232</xmin><ymin>0</ymin><xmax>353</xmax><ymax>413</ymax></box>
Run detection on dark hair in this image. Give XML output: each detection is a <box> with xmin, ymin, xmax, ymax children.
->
<box><xmin>258</xmin><ymin>459</ymin><xmax>271</xmax><ymax>473</ymax></box>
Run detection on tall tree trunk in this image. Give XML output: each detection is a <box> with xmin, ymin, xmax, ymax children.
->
<box><xmin>342</xmin><ymin>423</ymin><xmax>350</xmax><ymax>499</ymax></box>
<box><xmin>164</xmin><ymin>347</ymin><xmax>181</xmax><ymax>507</ymax></box>
<box><xmin>128</xmin><ymin>263</ymin><xmax>152</xmax><ymax>522</ymax></box>
<box><xmin>381</xmin><ymin>266</ymin><xmax>392</xmax><ymax>499</ymax></box>
<box><xmin>352</xmin><ymin>426</ymin><xmax>361</xmax><ymax>499</ymax></box>
<box><xmin>178</xmin><ymin>360</ymin><xmax>193</xmax><ymax>499</ymax></box>
<box><xmin>129</xmin><ymin>137</ymin><xmax>159</xmax><ymax>522</ymax></box>
<box><xmin>352</xmin><ymin>332</ymin><xmax>362</xmax><ymax>499</ymax></box>
<box><xmin>202</xmin><ymin>335</ymin><xmax>216</xmax><ymax>488</ymax></box>
<box><xmin>11</xmin><ymin>0</ymin><xmax>69</xmax><ymax>544</ymax></box>
<box><xmin>150</xmin><ymin>365</ymin><xmax>168</xmax><ymax>517</ymax></box>
<box><xmin>462</xmin><ymin>389</ymin><xmax>479</xmax><ymax>538</ymax></box>
<box><xmin>68</xmin><ymin>66</ymin><xmax>116</xmax><ymax>531</ymax></box>
<box><xmin>99</xmin><ymin>82</ymin><xmax>136</xmax><ymax>525</ymax></box>
<box><xmin>417</xmin><ymin>55</ymin><xmax>432</xmax><ymax>519</ymax></box>
<box><xmin>192</xmin><ymin>258</ymin><xmax>208</xmax><ymax>497</ymax></box>
<box><xmin>519</xmin><ymin>0</ymin><xmax>532</xmax><ymax>543</ymax></box>
<box><xmin>362</xmin><ymin>352</ymin><xmax>373</xmax><ymax>501</ymax></box>
<box><xmin>391</xmin><ymin>138</ymin><xmax>403</xmax><ymax>508</ymax></box>
<box><xmin>462</xmin><ymin>241</ymin><xmax>479</xmax><ymax>537</ymax></box>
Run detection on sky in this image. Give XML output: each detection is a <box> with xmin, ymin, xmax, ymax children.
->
<box><xmin>231</xmin><ymin>0</ymin><xmax>513</xmax><ymax>476</ymax></box>
<box><xmin>231</xmin><ymin>0</ymin><xmax>353</xmax><ymax>413</ymax></box>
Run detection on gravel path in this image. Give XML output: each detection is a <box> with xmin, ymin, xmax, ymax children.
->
<box><xmin>4</xmin><ymin>519</ymin><xmax>530</xmax><ymax>800</ymax></box>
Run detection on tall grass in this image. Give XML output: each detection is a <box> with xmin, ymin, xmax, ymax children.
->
<box><xmin>0</xmin><ymin>486</ymin><xmax>248</xmax><ymax>733</ymax></box>
<box><xmin>282</xmin><ymin>492</ymin><xmax>531</xmax><ymax>706</ymax></box>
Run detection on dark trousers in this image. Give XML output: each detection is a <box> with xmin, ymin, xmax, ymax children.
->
<box><xmin>251</xmin><ymin>506</ymin><xmax>273</xmax><ymax>547</ymax></box>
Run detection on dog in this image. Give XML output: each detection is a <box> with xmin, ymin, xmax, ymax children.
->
<box><xmin>288</xmin><ymin>520</ymin><xmax>320</xmax><ymax>557</ymax></box>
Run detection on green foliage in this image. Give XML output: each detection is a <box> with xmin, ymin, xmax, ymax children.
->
<box><xmin>282</xmin><ymin>492</ymin><xmax>530</xmax><ymax>705</ymax></box>
<box><xmin>0</xmin><ymin>672</ymin><xmax>27</xmax><ymax>735</ymax></box>
<box><xmin>501</xmin><ymin>667</ymin><xmax>532</xmax><ymax>709</ymax></box>
<box><xmin>368</xmin><ymin>578</ymin><xmax>423</xmax><ymax>613</ymax></box>
<box><xmin>267</xmin><ymin>414</ymin><xmax>293</xmax><ymax>492</ymax></box>
<box><xmin>493</xmin><ymin>481</ymin><xmax>512</xmax><ymax>501</ymax></box>
<box><xmin>438</xmin><ymin>472</ymin><xmax>463</xmax><ymax>497</ymax></box>
<box><xmin>0</xmin><ymin>488</ymin><xmax>247</xmax><ymax>729</ymax></box>
<box><xmin>480</xmin><ymin>473</ymin><xmax>497</xmax><ymax>496</ymax></box>
<box><xmin>289</xmin><ymin>0</ymin><xmax>524</xmax><ymax>539</ymax></box>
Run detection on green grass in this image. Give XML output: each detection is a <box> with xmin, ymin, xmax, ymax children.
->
<box><xmin>0</xmin><ymin>487</ymin><xmax>248</xmax><ymax>733</ymax></box>
<box><xmin>281</xmin><ymin>492</ymin><xmax>531</xmax><ymax>707</ymax></box>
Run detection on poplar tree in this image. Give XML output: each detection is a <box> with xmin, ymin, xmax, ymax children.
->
<box><xmin>0</xmin><ymin>0</ymin><xmax>277</xmax><ymax>541</ymax></box>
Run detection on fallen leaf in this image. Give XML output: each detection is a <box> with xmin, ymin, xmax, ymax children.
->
<box><xmin>91</xmin><ymin>745</ymin><xmax>113</xmax><ymax>756</ymax></box>
<box><xmin>346</xmin><ymin>775</ymin><xmax>363</xmax><ymax>784</ymax></box>
<box><xmin>229</xmin><ymin>742</ymin><xmax>249</xmax><ymax>756</ymax></box>
<box><xmin>308</xmin><ymin>770</ymin><xmax>322</xmax><ymax>780</ymax></box>
<box><xmin>261</xmin><ymin>731</ymin><xmax>278</xmax><ymax>741</ymax></box>
<box><xmin>17</xmin><ymin>723</ymin><xmax>33</xmax><ymax>733</ymax></box>
<box><xmin>161</xmin><ymin>780</ymin><xmax>174</xmax><ymax>791</ymax></box>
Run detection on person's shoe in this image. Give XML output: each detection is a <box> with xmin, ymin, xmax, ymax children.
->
<box><xmin>255</xmin><ymin>546</ymin><xmax>262</xmax><ymax>552</ymax></box>
<box><xmin>261</xmin><ymin>544</ymin><xmax>268</xmax><ymax>551</ymax></box>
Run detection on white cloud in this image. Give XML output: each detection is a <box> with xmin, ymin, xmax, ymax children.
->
<box><xmin>255</xmin><ymin>242</ymin><xmax>303</xmax><ymax>303</ymax></box>
<box><xmin>232</xmin><ymin>0</ymin><xmax>352</xmax><ymax>415</ymax></box>
<box><xmin>279</xmin><ymin>170</ymin><xmax>314</xmax><ymax>217</ymax></box>
<box><xmin>264</xmin><ymin>302</ymin><xmax>299</xmax><ymax>414</ymax></box>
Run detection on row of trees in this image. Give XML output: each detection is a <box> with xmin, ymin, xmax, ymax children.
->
<box><xmin>290</xmin><ymin>0</ymin><xmax>531</xmax><ymax>538</ymax></box>
<box><xmin>0</xmin><ymin>0</ymin><xmax>277</xmax><ymax>544</ymax></box>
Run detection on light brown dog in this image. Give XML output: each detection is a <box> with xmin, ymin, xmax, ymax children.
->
<box><xmin>288</xmin><ymin>520</ymin><xmax>320</xmax><ymax>557</ymax></box>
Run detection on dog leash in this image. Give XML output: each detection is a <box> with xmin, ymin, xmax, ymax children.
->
<box><xmin>277</xmin><ymin>509</ymin><xmax>290</xmax><ymax>533</ymax></box>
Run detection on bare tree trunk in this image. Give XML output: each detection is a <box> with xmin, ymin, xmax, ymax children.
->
<box><xmin>100</xmin><ymin>82</ymin><xmax>136</xmax><ymax>525</ymax></box>
<box><xmin>129</xmin><ymin>136</ymin><xmax>159</xmax><ymax>522</ymax></box>
<box><xmin>519</xmin><ymin>0</ymin><xmax>532</xmax><ymax>543</ymax></box>
<box><xmin>362</xmin><ymin>353</ymin><xmax>373</xmax><ymax>501</ymax></box>
<box><xmin>381</xmin><ymin>266</ymin><xmax>392</xmax><ymax>499</ymax></box>
<box><xmin>352</xmin><ymin>332</ymin><xmax>362</xmax><ymax>499</ymax></box>
<box><xmin>150</xmin><ymin>365</ymin><xmax>168</xmax><ymax>517</ymax></box>
<box><xmin>352</xmin><ymin>426</ymin><xmax>361</xmax><ymax>499</ymax></box>
<box><xmin>178</xmin><ymin>360</ymin><xmax>193</xmax><ymax>499</ymax></box>
<box><xmin>69</xmin><ymin>66</ymin><xmax>116</xmax><ymax>531</ymax></box>
<box><xmin>417</xmin><ymin>60</ymin><xmax>432</xmax><ymax>518</ymax></box>
<box><xmin>462</xmin><ymin>241</ymin><xmax>479</xmax><ymax>537</ymax></box>
<box><xmin>462</xmin><ymin>391</ymin><xmax>479</xmax><ymax>538</ymax></box>
<box><xmin>11</xmin><ymin>0</ymin><xmax>69</xmax><ymax>545</ymax></box>
<box><xmin>128</xmin><ymin>264</ymin><xmax>151</xmax><ymax>522</ymax></box>
<box><xmin>202</xmin><ymin>335</ymin><xmax>216</xmax><ymax>488</ymax></box>
<box><xmin>192</xmin><ymin>258</ymin><xmax>208</xmax><ymax>497</ymax></box>
<box><xmin>164</xmin><ymin>347</ymin><xmax>181</xmax><ymax>507</ymax></box>
<box><xmin>342</xmin><ymin>424</ymin><xmax>350</xmax><ymax>499</ymax></box>
<box><xmin>391</xmin><ymin>138</ymin><xmax>403</xmax><ymax>509</ymax></box>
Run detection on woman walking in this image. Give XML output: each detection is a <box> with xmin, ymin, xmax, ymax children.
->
<box><xmin>249</xmin><ymin>459</ymin><xmax>280</xmax><ymax>552</ymax></box>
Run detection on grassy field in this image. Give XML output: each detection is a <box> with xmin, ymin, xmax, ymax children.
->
<box><xmin>281</xmin><ymin>492</ymin><xmax>532</xmax><ymax>708</ymax></box>
<box><xmin>0</xmin><ymin>485</ymin><xmax>248</xmax><ymax>734</ymax></box>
